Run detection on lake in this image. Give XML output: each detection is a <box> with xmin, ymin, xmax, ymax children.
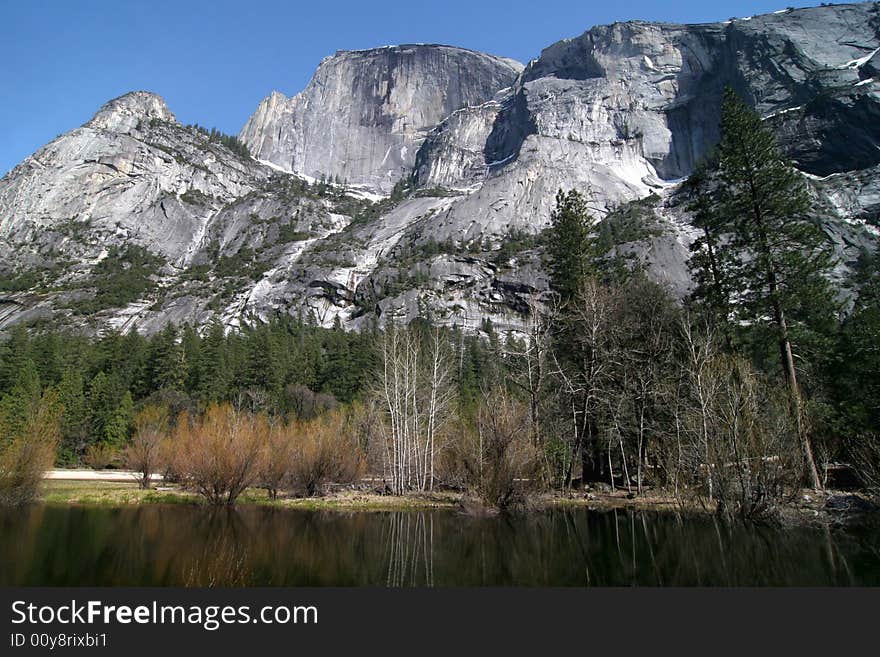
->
<box><xmin>1</xmin><ymin>505</ymin><xmax>878</xmax><ymax>586</ymax></box>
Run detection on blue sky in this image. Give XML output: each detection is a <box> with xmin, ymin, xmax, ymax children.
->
<box><xmin>1</xmin><ymin>0</ymin><xmax>823</xmax><ymax>176</ymax></box>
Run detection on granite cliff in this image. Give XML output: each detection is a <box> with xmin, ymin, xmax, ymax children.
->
<box><xmin>1</xmin><ymin>3</ymin><xmax>878</xmax><ymax>336</ymax></box>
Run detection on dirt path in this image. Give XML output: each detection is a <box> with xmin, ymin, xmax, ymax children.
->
<box><xmin>45</xmin><ymin>469</ymin><xmax>163</xmax><ymax>482</ymax></box>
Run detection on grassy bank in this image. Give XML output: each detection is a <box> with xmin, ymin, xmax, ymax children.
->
<box><xmin>37</xmin><ymin>480</ymin><xmax>877</xmax><ymax>524</ymax></box>
<box><xmin>38</xmin><ymin>480</ymin><xmax>461</xmax><ymax>511</ymax></box>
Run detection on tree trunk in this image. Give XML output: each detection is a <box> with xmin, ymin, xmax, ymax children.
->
<box><xmin>767</xmin><ymin>283</ymin><xmax>821</xmax><ymax>490</ymax></box>
<box><xmin>748</xmin><ymin>184</ymin><xmax>822</xmax><ymax>492</ymax></box>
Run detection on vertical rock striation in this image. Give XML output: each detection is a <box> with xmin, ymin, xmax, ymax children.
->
<box><xmin>239</xmin><ymin>45</ymin><xmax>523</xmax><ymax>192</ymax></box>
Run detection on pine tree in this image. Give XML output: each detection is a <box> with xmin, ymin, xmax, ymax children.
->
<box><xmin>87</xmin><ymin>371</ymin><xmax>128</xmax><ymax>446</ymax></box>
<box><xmin>832</xmin><ymin>249</ymin><xmax>880</xmax><ymax>434</ymax></box>
<box><xmin>196</xmin><ymin>319</ymin><xmax>230</xmax><ymax>404</ymax></box>
<box><xmin>57</xmin><ymin>367</ymin><xmax>89</xmax><ymax>462</ymax></box>
<box><xmin>150</xmin><ymin>324</ymin><xmax>187</xmax><ymax>392</ymax></box>
<box><xmin>685</xmin><ymin>156</ymin><xmax>736</xmax><ymax>339</ymax></box>
<box><xmin>0</xmin><ymin>325</ymin><xmax>30</xmax><ymax>395</ymax></box>
<box><xmin>700</xmin><ymin>88</ymin><xmax>836</xmax><ymax>488</ymax></box>
<box><xmin>104</xmin><ymin>391</ymin><xmax>133</xmax><ymax>447</ymax></box>
<box><xmin>181</xmin><ymin>324</ymin><xmax>202</xmax><ymax>392</ymax></box>
<box><xmin>546</xmin><ymin>189</ymin><xmax>598</xmax><ymax>304</ymax></box>
<box><xmin>0</xmin><ymin>358</ymin><xmax>42</xmax><ymax>439</ymax></box>
<box><xmin>244</xmin><ymin>323</ymin><xmax>283</xmax><ymax>397</ymax></box>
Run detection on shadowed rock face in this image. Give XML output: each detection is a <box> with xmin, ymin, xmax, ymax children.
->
<box><xmin>239</xmin><ymin>45</ymin><xmax>523</xmax><ymax>193</ymax></box>
<box><xmin>1</xmin><ymin>4</ymin><xmax>878</xmax><ymax>336</ymax></box>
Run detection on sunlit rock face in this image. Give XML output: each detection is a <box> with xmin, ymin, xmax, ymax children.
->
<box><xmin>1</xmin><ymin>4</ymin><xmax>878</xmax><ymax>335</ymax></box>
<box><xmin>0</xmin><ymin>92</ymin><xmax>263</xmax><ymax>269</ymax></box>
<box><xmin>239</xmin><ymin>45</ymin><xmax>523</xmax><ymax>193</ymax></box>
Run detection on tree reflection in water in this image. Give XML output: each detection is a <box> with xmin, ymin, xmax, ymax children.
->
<box><xmin>1</xmin><ymin>505</ymin><xmax>878</xmax><ymax>586</ymax></box>
<box><xmin>384</xmin><ymin>512</ymin><xmax>433</xmax><ymax>587</ymax></box>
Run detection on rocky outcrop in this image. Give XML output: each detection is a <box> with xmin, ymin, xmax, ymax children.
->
<box><xmin>0</xmin><ymin>91</ymin><xmax>261</xmax><ymax>268</ymax></box>
<box><xmin>239</xmin><ymin>45</ymin><xmax>522</xmax><ymax>193</ymax></box>
<box><xmin>413</xmin><ymin>100</ymin><xmax>504</xmax><ymax>190</ymax></box>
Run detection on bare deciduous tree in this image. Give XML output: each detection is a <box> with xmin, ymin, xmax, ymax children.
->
<box><xmin>446</xmin><ymin>390</ymin><xmax>540</xmax><ymax>511</ymax></box>
<box><xmin>675</xmin><ymin>334</ymin><xmax>803</xmax><ymax>519</ymax></box>
<box><xmin>847</xmin><ymin>433</ymin><xmax>880</xmax><ymax>495</ymax></box>
<box><xmin>376</xmin><ymin>323</ymin><xmax>453</xmax><ymax>493</ymax></box>
<box><xmin>124</xmin><ymin>404</ymin><xmax>169</xmax><ymax>489</ymax></box>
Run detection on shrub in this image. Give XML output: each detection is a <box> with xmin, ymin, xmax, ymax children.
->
<box><xmin>0</xmin><ymin>391</ymin><xmax>60</xmax><ymax>506</ymax></box>
<box><xmin>446</xmin><ymin>391</ymin><xmax>540</xmax><ymax>511</ymax></box>
<box><xmin>288</xmin><ymin>411</ymin><xmax>364</xmax><ymax>497</ymax></box>
<box><xmin>166</xmin><ymin>404</ymin><xmax>268</xmax><ymax>505</ymax></box>
<box><xmin>678</xmin><ymin>354</ymin><xmax>803</xmax><ymax>519</ymax></box>
<box><xmin>258</xmin><ymin>421</ymin><xmax>299</xmax><ymax>500</ymax></box>
<box><xmin>83</xmin><ymin>443</ymin><xmax>120</xmax><ymax>470</ymax></box>
<box><xmin>124</xmin><ymin>404</ymin><xmax>169</xmax><ymax>489</ymax></box>
<box><xmin>849</xmin><ymin>433</ymin><xmax>880</xmax><ymax>495</ymax></box>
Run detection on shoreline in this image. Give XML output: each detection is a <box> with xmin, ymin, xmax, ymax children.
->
<box><xmin>34</xmin><ymin>479</ymin><xmax>879</xmax><ymax>523</ymax></box>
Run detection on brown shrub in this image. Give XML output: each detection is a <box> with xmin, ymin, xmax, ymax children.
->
<box><xmin>124</xmin><ymin>404</ymin><xmax>169</xmax><ymax>489</ymax></box>
<box><xmin>258</xmin><ymin>420</ymin><xmax>300</xmax><ymax>500</ymax></box>
<box><xmin>288</xmin><ymin>410</ymin><xmax>365</xmax><ymax>497</ymax></box>
<box><xmin>165</xmin><ymin>404</ymin><xmax>268</xmax><ymax>505</ymax></box>
<box><xmin>83</xmin><ymin>443</ymin><xmax>121</xmax><ymax>470</ymax></box>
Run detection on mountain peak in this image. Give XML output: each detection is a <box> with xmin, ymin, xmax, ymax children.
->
<box><xmin>240</xmin><ymin>45</ymin><xmax>523</xmax><ymax>192</ymax></box>
<box><xmin>87</xmin><ymin>91</ymin><xmax>176</xmax><ymax>133</ymax></box>
<box><xmin>325</xmin><ymin>43</ymin><xmax>523</xmax><ymax>73</ymax></box>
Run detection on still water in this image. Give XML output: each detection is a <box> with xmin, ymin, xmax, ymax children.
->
<box><xmin>1</xmin><ymin>505</ymin><xmax>878</xmax><ymax>586</ymax></box>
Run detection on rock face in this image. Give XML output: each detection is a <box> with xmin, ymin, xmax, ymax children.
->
<box><xmin>239</xmin><ymin>45</ymin><xmax>523</xmax><ymax>193</ymax></box>
<box><xmin>0</xmin><ymin>91</ymin><xmax>353</xmax><ymax>333</ymax></box>
<box><xmin>0</xmin><ymin>91</ymin><xmax>259</xmax><ymax>268</ymax></box>
<box><xmin>413</xmin><ymin>99</ymin><xmax>504</xmax><ymax>190</ymax></box>
<box><xmin>0</xmin><ymin>4</ymin><xmax>878</xmax><ymax>336</ymax></box>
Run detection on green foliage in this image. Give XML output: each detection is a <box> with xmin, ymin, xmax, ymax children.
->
<box><xmin>277</xmin><ymin>224</ymin><xmax>311</xmax><ymax>243</ymax></box>
<box><xmin>828</xmin><ymin>249</ymin><xmax>880</xmax><ymax>435</ymax></box>
<box><xmin>57</xmin><ymin>367</ymin><xmax>89</xmax><ymax>464</ymax></box>
<box><xmin>214</xmin><ymin>246</ymin><xmax>270</xmax><ymax>282</ymax></box>
<box><xmin>724</xmin><ymin>90</ymin><xmax>833</xmax><ymax>323</ymax></box>
<box><xmin>187</xmin><ymin>124</ymin><xmax>251</xmax><ymax>159</ymax></box>
<box><xmin>180</xmin><ymin>263</ymin><xmax>211</xmax><ymax>283</ymax></box>
<box><xmin>0</xmin><ymin>359</ymin><xmax>43</xmax><ymax>439</ymax></box>
<box><xmin>413</xmin><ymin>186</ymin><xmax>461</xmax><ymax>198</ymax></box>
<box><xmin>149</xmin><ymin>325</ymin><xmax>187</xmax><ymax>392</ymax></box>
<box><xmin>684</xmin><ymin>156</ymin><xmax>736</xmax><ymax>332</ymax></box>
<box><xmin>546</xmin><ymin>189</ymin><xmax>600</xmax><ymax>304</ymax></box>
<box><xmin>87</xmin><ymin>371</ymin><xmax>132</xmax><ymax>447</ymax></box>
<box><xmin>179</xmin><ymin>189</ymin><xmax>213</xmax><ymax>207</ymax></box>
<box><xmin>389</xmin><ymin>176</ymin><xmax>415</xmax><ymax>203</ymax></box>
<box><xmin>687</xmin><ymin>88</ymin><xmax>838</xmax><ymax>364</ymax></box>
<box><xmin>0</xmin><ymin>270</ymin><xmax>41</xmax><ymax>292</ymax></box>
<box><xmin>73</xmin><ymin>245</ymin><xmax>164</xmax><ymax>314</ymax></box>
<box><xmin>594</xmin><ymin>194</ymin><xmax>662</xmax><ymax>253</ymax></box>
<box><xmin>493</xmin><ymin>230</ymin><xmax>543</xmax><ymax>267</ymax></box>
